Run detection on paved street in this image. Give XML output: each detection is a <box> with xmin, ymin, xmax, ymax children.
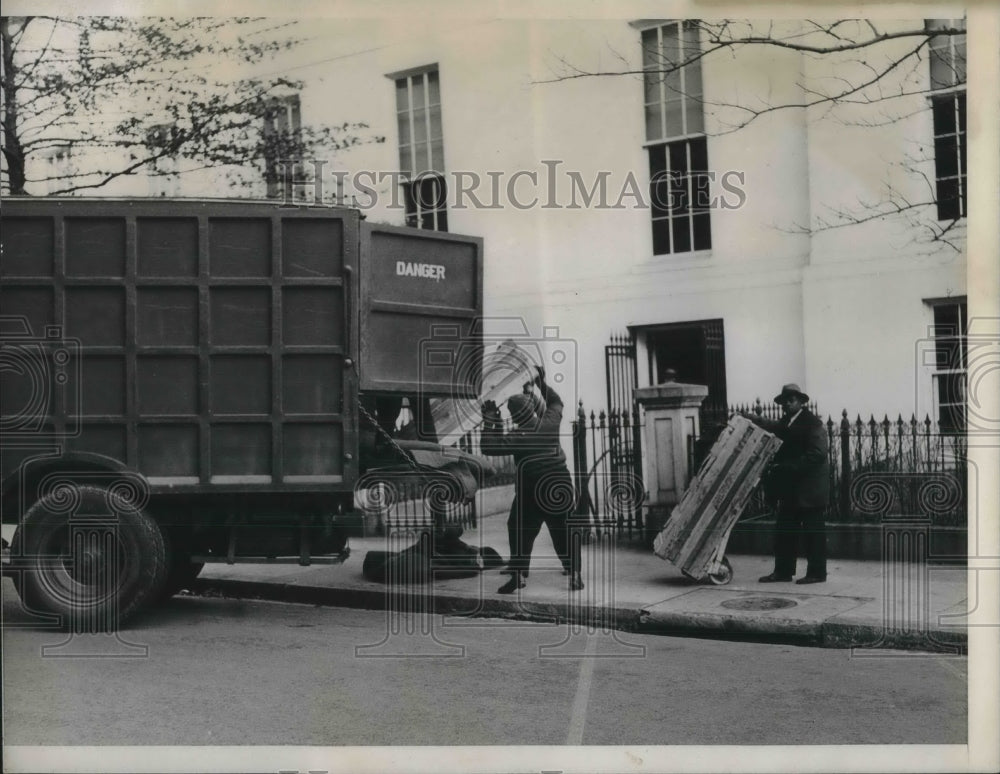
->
<box><xmin>3</xmin><ymin>582</ymin><xmax>966</xmax><ymax>747</ymax></box>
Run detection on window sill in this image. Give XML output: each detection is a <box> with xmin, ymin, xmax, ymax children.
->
<box><xmin>633</xmin><ymin>249</ymin><xmax>714</xmax><ymax>274</ymax></box>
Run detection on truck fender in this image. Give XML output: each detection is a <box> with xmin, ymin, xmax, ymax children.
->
<box><xmin>1</xmin><ymin>452</ymin><xmax>140</xmax><ymax>525</ymax></box>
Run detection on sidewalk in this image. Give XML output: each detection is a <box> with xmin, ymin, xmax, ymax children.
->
<box><xmin>194</xmin><ymin>509</ymin><xmax>969</xmax><ymax>652</ymax></box>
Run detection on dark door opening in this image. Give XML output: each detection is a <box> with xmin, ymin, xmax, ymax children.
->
<box><xmin>641</xmin><ymin>319</ymin><xmax>727</xmax><ymax>419</ymax></box>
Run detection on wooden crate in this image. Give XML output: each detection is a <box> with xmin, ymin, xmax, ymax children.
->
<box><xmin>653</xmin><ymin>415</ymin><xmax>782</xmax><ymax>578</ymax></box>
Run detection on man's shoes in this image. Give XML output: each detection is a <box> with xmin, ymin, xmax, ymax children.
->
<box><xmin>500</xmin><ymin>565</ymin><xmax>528</xmax><ymax>578</ymax></box>
<box><xmin>758</xmin><ymin>573</ymin><xmax>793</xmax><ymax>583</ymax></box>
<box><xmin>497</xmin><ymin>574</ymin><xmax>526</xmax><ymax>594</ymax></box>
<box><xmin>569</xmin><ymin>572</ymin><xmax>584</xmax><ymax>591</ymax></box>
<box><xmin>795</xmin><ymin>576</ymin><xmax>826</xmax><ymax>585</ymax></box>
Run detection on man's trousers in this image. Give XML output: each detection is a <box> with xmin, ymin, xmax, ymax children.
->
<box><xmin>773</xmin><ymin>504</ymin><xmax>827</xmax><ymax>579</ymax></box>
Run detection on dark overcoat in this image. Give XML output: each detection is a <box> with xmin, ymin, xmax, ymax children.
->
<box><xmin>762</xmin><ymin>408</ymin><xmax>830</xmax><ymax>509</ymax></box>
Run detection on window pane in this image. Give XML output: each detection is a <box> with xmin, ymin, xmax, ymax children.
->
<box><xmin>932</xmin><ymin>97</ymin><xmax>955</xmax><ymax>134</ymax></box>
<box><xmin>665</xmin><ymin>69</ymin><xmax>681</xmax><ymax>97</ymax></box>
<box><xmin>434</xmin><ymin>176</ymin><xmax>448</xmax><ymax>209</ymax></box>
<box><xmin>664</xmin><ymin>99</ymin><xmax>683</xmax><ymax>137</ymax></box>
<box><xmin>647</xmin><ymin>144</ymin><xmax>667</xmax><ymax>177</ymax></box>
<box><xmin>953</xmin><ymin>39</ymin><xmax>966</xmax><ymax>84</ymax></box>
<box><xmin>397</xmin><ymin>112</ymin><xmax>411</xmax><ymax>146</ymax></box>
<box><xmin>641</xmin><ymin>29</ymin><xmax>658</xmax><ymax>69</ymax></box>
<box><xmin>933</xmin><ymin>302</ymin><xmax>959</xmax><ymax>331</ymax></box>
<box><xmin>413</xmin><ymin>107</ymin><xmax>428</xmax><ymax>144</ymax></box>
<box><xmin>692</xmin><ymin>172</ymin><xmax>712</xmax><ymax>209</ymax></box>
<box><xmin>661</xmin><ymin>23</ymin><xmax>679</xmax><ymax>65</ymax></box>
<box><xmin>669</xmin><ymin>173</ymin><xmax>689</xmax><ymax>214</ymax></box>
<box><xmin>395</xmin><ymin>79</ymin><xmax>409</xmax><ymax>112</ymax></box>
<box><xmin>436</xmin><ymin>208</ymin><xmax>448</xmax><ymax>233</ymax></box>
<box><xmin>399</xmin><ymin>144</ymin><xmax>412</xmax><ymax>177</ymax></box>
<box><xmin>936</xmin><ymin>178</ymin><xmax>960</xmax><ymax>220</ymax></box>
<box><xmin>412</xmin><ymin>74</ymin><xmax>426</xmax><ymax>109</ymax></box>
<box><xmin>669</xmin><ymin>142</ymin><xmax>688</xmax><ymax>174</ymax></box>
<box><xmin>652</xmin><ymin>218</ymin><xmax>671</xmax><ymax>255</ymax></box>
<box><xmin>686</xmin><ymin>101</ymin><xmax>704</xmax><ymax>134</ymax></box>
<box><xmin>929</xmin><ymin>49</ymin><xmax>951</xmax><ymax>90</ymax></box>
<box><xmin>689</xmin><ymin>136</ymin><xmax>708</xmax><ymax>171</ymax></box>
<box><xmin>650</xmin><ymin>178</ymin><xmax>671</xmax><ymax>218</ymax></box>
<box><xmin>421</xmin><ymin>209</ymin><xmax>436</xmax><ymax>230</ymax></box>
<box><xmin>416</xmin><ymin>144</ymin><xmax>433</xmax><ymax>175</ymax></box>
<box><xmin>431</xmin><ymin>139</ymin><xmax>445</xmax><ymax>173</ymax></box>
<box><xmin>934</xmin><ymin>337</ymin><xmax>961</xmax><ymax>369</ymax></box>
<box><xmin>936</xmin><ymin>372</ymin><xmax>966</xmax><ymax>405</ymax></box>
<box><xmin>958</xmin><ymin>93</ymin><xmax>966</xmax><ymax>133</ymax></box>
<box><xmin>427</xmin><ymin>70</ymin><xmax>440</xmax><ymax>104</ymax></box>
<box><xmin>937</xmin><ymin>402</ymin><xmax>964</xmax><ymax>432</ymax></box>
<box><xmin>671</xmin><ymin>216</ymin><xmax>692</xmax><ymax>253</ymax></box>
<box><xmin>693</xmin><ymin>211</ymin><xmax>712</xmax><ymax>250</ymax></box>
<box><xmin>935</xmin><ymin>136</ymin><xmax>958</xmax><ymax>179</ymax></box>
<box><xmin>645</xmin><ymin>104</ymin><xmax>662</xmax><ymax>140</ymax></box>
<box><xmin>682</xmin><ymin>22</ymin><xmax>703</xmax><ymax>99</ymax></box>
<box><xmin>418</xmin><ymin>176</ymin><xmax>437</xmax><ymax>211</ymax></box>
<box><xmin>429</xmin><ymin>105</ymin><xmax>443</xmax><ymax>139</ymax></box>
<box><xmin>403</xmin><ymin>181</ymin><xmax>417</xmax><ymax>216</ymax></box>
<box><xmin>644</xmin><ymin>71</ymin><xmax>660</xmax><ymax>105</ymax></box>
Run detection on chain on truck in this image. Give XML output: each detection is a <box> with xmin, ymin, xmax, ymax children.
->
<box><xmin>0</xmin><ymin>198</ymin><xmax>487</xmax><ymax>628</ymax></box>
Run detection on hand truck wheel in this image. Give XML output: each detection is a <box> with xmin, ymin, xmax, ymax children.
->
<box><xmin>707</xmin><ymin>556</ymin><xmax>733</xmax><ymax>586</ymax></box>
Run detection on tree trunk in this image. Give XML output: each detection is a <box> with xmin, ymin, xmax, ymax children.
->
<box><xmin>2</xmin><ymin>17</ymin><xmax>28</xmax><ymax>195</ymax></box>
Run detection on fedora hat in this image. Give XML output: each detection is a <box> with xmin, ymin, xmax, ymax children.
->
<box><xmin>774</xmin><ymin>383</ymin><xmax>809</xmax><ymax>405</ymax></box>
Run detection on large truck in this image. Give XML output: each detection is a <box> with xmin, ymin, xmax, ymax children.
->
<box><xmin>0</xmin><ymin>198</ymin><xmax>486</xmax><ymax>627</ymax></box>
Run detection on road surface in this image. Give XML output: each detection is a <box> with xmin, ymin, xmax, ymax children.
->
<box><xmin>2</xmin><ymin>582</ymin><xmax>967</xmax><ymax>746</ymax></box>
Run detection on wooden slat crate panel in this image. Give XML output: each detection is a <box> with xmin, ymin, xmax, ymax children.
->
<box><xmin>654</xmin><ymin>416</ymin><xmax>782</xmax><ymax>577</ymax></box>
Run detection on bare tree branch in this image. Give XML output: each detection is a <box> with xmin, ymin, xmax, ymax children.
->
<box><xmin>1</xmin><ymin>16</ymin><xmax>384</xmax><ymax>196</ymax></box>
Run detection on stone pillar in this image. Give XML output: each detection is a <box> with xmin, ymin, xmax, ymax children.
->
<box><xmin>634</xmin><ymin>381</ymin><xmax>708</xmax><ymax>543</ymax></box>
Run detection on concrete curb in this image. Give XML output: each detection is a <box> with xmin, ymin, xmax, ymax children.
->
<box><xmin>189</xmin><ymin>577</ymin><xmax>648</xmax><ymax>631</ymax></box>
<box><xmin>636</xmin><ymin>607</ymin><xmax>967</xmax><ymax>651</ymax></box>
<box><xmin>188</xmin><ymin>577</ymin><xmax>966</xmax><ymax>653</ymax></box>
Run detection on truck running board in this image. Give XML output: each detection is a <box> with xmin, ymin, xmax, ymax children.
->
<box><xmin>191</xmin><ymin>546</ymin><xmax>351</xmax><ymax>566</ymax></box>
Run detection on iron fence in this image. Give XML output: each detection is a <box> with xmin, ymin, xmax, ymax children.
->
<box><xmin>567</xmin><ymin>396</ymin><xmax>968</xmax><ymax>540</ymax></box>
<box><xmin>571</xmin><ymin>403</ymin><xmax>645</xmax><ymax>539</ymax></box>
<box><xmin>692</xmin><ymin>401</ymin><xmax>968</xmax><ymax>526</ymax></box>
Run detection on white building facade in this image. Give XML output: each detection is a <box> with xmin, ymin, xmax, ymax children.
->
<box><xmin>15</xmin><ymin>15</ymin><xmax>970</xmax><ymax>427</ymax></box>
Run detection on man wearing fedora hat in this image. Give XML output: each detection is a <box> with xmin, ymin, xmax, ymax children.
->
<box><xmin>744</xmin><ymin>383</ymin><xmax>830</xmax><ymax>584</ymax></box>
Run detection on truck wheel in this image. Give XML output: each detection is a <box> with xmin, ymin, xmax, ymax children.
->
<box><xmin>12</xmin><ymin>485</ymin><xmax>168</xmax><ymax>630</ymax></box>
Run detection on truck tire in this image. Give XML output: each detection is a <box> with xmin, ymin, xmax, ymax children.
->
<box><xmin>12</xmin><ymin>484</ymin><xmax>168</xmax><ymax>630</ymax></box>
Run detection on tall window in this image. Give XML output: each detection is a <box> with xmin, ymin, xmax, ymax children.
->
<box><xmin>928</xmin><ymin>298</ymin><xmax>967</xmax><ymax>432</ymax></box>
<box><xmin>393</xmin><ymin>67</ymin><xmax>447</xmax><ymax>231</ymax></box>
<box><xmin>926</xmin><ymin>19</ymin><xmax>967</xmax><ymax>221</ymax></box>
<box><xmin>262</xmin><ymin>94</ymin><xmax>303</xmax><ymax>200</ymax></box>
<box><xmin>641</xmin><ymin>21</ymin><xmax>711</xmax><ymax>255</ymax></box>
